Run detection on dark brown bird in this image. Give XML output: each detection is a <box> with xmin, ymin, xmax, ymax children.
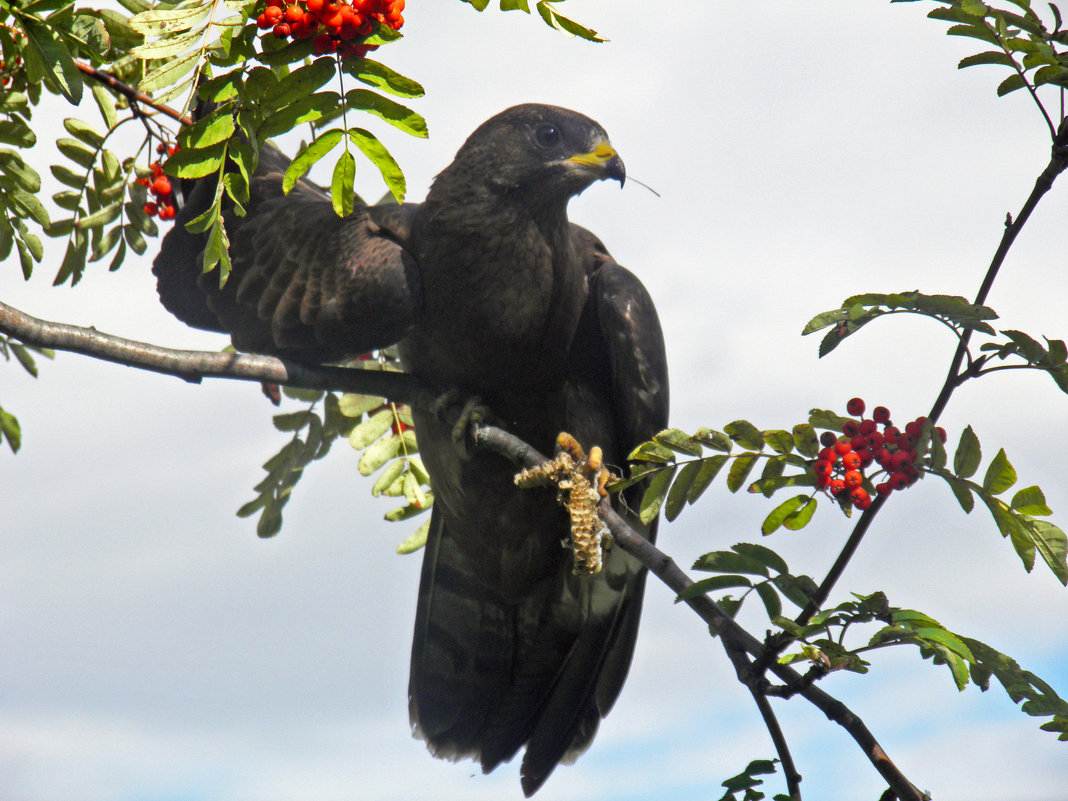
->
<box><xmin>153</xmin><ymin>103</ymin><xmax>669</xmax><ymax>796</ymax></box>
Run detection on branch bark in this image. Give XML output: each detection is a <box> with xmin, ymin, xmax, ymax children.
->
<box><xmin>1</xmin><ymin>299</ymin><xmax>927</xmax><ymax>800</ymax></box>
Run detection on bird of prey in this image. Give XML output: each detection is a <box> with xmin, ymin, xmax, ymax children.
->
<box><xmin>153</xmin><ymin>103</ymin><xmax>669</xmax><ymax>796</ymax></box>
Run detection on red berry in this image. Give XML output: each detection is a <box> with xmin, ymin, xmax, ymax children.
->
<box><xmin>888</xmin><ymin>472</ymin><xmax>909</xmax><ymax>491</ymax></box>
<box><xmin>850</xmin><ymin>435</ymin><xmax>867</xmax><ymax>451</ymax></box>
<box><xmin>264</xmin><ymin>4</ymin><xmax>284</xmax><ymax>22</ymax></box>
<box><xmin>833</xmin><ymin>440</ymin><xmax>852</xmax><ymax>456</ymax></box>
<box><xmin>856</xmin><ymin>448</ymin><xmax>874</xmax><ymax>468</ymax></box>
<box><xmin>285</xmin><ymin>4</ymin><xmax>304</xmax><ymax>22</ymax></box>
<box><xmin>850</xmin><ymin>486</ymin><xmax>871</xmax><ymax>509</ymax></box>
<box><xmin>306</xmin><ymin>0</ymin><xmax>325</xmax><ymax>11</ymax></box>
<box><xmin>846</xmin><ymin>397</ymin><xmax>865</xmax><ymax>416</ymax></box>
<box><xmin>158</xmin><ymin>204</ymin><xmax>176</xmax><ymax>221</ymax></box>
<box><xmin>866</xmin><ymin>430</ymin><xmax>884</xmax><ymax>449</ymax></box>
<box><xmin>819</xmin><ymin>431</ymin><xmax>838</xmax><ymax>448</ymax></box>
<box><xmin>815</xmin><ymin>459</ymin><xmax>834</xmax><ymax>477</ymax></box>
<box><xmin>873</xmin><ymin>406</ymin><xmax>891</xmax><ymax>424</ymax></box>
<box><xmin>842</xmin><ymin>420</ymin><xmax>860</xmax><ymax>438</ymax></box>
<box><xmin>843</xmin><ymin>469</ymin><xmax>863</xmax><ymax>488</ymax></box>
<box><xmin>143</xmin><ymin>201</ymin><xmax>158</xmax><ymax>216</ymax></box>
<box><xmin>842</xmin><ymin>451</ymin><xmax>861</xmax><ymax>470</ymax></box>
<box><xmin>818</xmin><ymin>446</ymin><xmax>837</xmax><ymax>463</ymax></box>
<box><xmin>905</xmin><ymin>420</ymin><xmax>923</xmax><ymax>439</ymax></box>
<box><xmin>829</xmin><ymin>478</ymin><xmax>846</xmax><ymax>495</ymax></box>
<box><xmin>876</xmin><ymin>447</ymin><xmax>892</xmax><ymax>467</ymax></box>
<box><xmin>935</xmin><ymin>426</ymin><xmax>947</xmax><ymax>443</ymax></box>
<box><xmin>151</xmin><ymin>176</ymin><xmax>172</xmax><ymax>197</ymax></box>
<box><xmin>273</xmin><ymin>22</ymin><xmax>291</xmax><ymax>36</ymax></box>
<box><xmin>891</xmin><ymin>450</ymin><xmax>913</xmax><ymax>471</ymax></box>
<box><xmin>883</xmin><ymin>426</ymin><xmax>900</xmax><ymax>444</ymax></box>
<box><xmin>859</xmin><ymin>418</ymin><xmax>877</xmax><ymax>436</ymax></box>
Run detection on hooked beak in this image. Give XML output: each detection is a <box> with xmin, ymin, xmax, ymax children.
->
<box><xmin>567</xmin><ymin>140</ymin><xmax>626</xmax><ymax>187</ymax></box>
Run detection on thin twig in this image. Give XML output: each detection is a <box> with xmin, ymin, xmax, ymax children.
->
<box><xmin>74</xmin><ymin>60</ymin><xmax>194</xmax><ymax>127</ymax></box>
<box><xmin>774</xmin><ymin>117</ymin><xmax>1068</xmax><ymax>648</ymax></box>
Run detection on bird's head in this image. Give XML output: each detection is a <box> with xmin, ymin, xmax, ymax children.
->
<box><xmin>442</xmin><ymin>104</ymin><xmax>626</xmax><ymax>205</ymax></box>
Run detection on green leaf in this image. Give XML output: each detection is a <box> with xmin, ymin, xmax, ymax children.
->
<box><xmin>338</xmin><ymin>394</ymin><xmax>386</xmax><ymax>418</ymax></box>
<box><xmin>179</xmin><ymin>105</ymin><xmax>236</xmax><ymax>149</ymax></box>
<box><xmin>165</xmin><ymin>140</ymin><xmax>227</xmax><ymax>178</ymax></box>
<box><xmin>57</xmin><ymin>138</ymin><xmax>97</xmax><ymax>169</ymax></box>
<box><xmin>348</xmin><ymin>407</ymin><xmax>393</xmax><ymax>449</ymax></box>
<box><xmin>347</xmin><ymin>58</ymin><xmax>424</xmax><ymax>98</ymax></box>
<box><xmin>762</xmin><ymin>494</ymin><xmax>810</xmax><ymax>535</ymax></box>
<box><xmin>692</xmin><ymin>550</ymin><xmax>770</xmax><ymax>577</ymax></box>
<box><xmin>654</xmin><ymin>427</ymin><xmax>704</xmax><ymax>456</ymax></box>
<box><xmin>725</xmin><ymin>419</ymin><xmax>765</xmax><ymax>451</ymax></box>
<box><xmin>129</xmin><ymin>1</ymin><xmax>214</xmax><ymax>35</ymax></box>
<box><xmin>726</xmin><ymin>453</ymin><xmax>758</xmax><ymax>493</ymax></box>
<box><xmin>997</xmin><ymin>72</ymin><xmax>1029</xmax><ymax>96</ymax></box>
<box><xmin>283</xmin><ymin>128</ymin><xmax>343</xmax><ymax>194</ymax></box>
<box><xmin>130</xmin><ymin>26</ymin><xmax>205</xmax><ymax>59</ymax></box>
<box><xmin>138</xmin><ymin>49</ymin><xmax>200</xmax><ymax>95</ymax></box>
<box><xmin>257</xmin><ymin>91</ymin><xmax>341</xmax><ymax>139</ymax></box>
<box><xmin>0</xmin><ymin>120</ymin><xmax>36</xmax><ymax>148</ymax></box>
<box><xmin>953</xmin><ymin>425</ymin><xmax>982</xmax><ymax>478</ymax></box>
<box><xmin>982</xmin><ymin>448</ymin><xmax>1017</xmax><ymax>494</ymax></box>
<box><xmin>687</xmin><ymin>454</ymin><xmax>728</xmax><ymax>503</ymax></box>
<box><xmin>331</xmin><ymin>149</ymin><xmax>356</xmax><ymax>218</ymax></box>
<box><xmin>792</xmin><ymin>423</ymin><xmax>819</xmax><ymax>458</ymax></box>
<box><xmin>675</xmin><ymin>575</ymin><xmax>753</xmax><ymax>602</ymax></box>
<box><xmin>22</xmin><ymin>18</ymin><xmax>83</xmax><ymax>104</ymax></box>
<box><xmin>755</xmin><ymin>581</ymin><xmax>783</xmax><ymax>620</ymax></box>
<box><xmin>358</xmin><ymin>433</ymin><xmax>402</xmax><ymax>475</ymax></box>
<box><xmin>349</xmin><ymin>127</ymin><xmax>405</xmax><ymax>202</ymax></box>
<box><xmin>783</xmin><ymin>497</ymin><xmax>817</xmax><ymax>530</ymax></box>
<box><xmin>345</xmin><ymin>89</ymin><xmax>428</xmax><ymax>138</ymax></box>
<box><xmin>1011</xmin><ymin>486</ymin><xmax>1051</xmax><ymax>516</ymax></box>
<box><xmin>959</xmin><ymin>50</ymin><xmax>1016</xmax><ymax>69</ymax></box>
<box><xmin>947</xmin><ymin>474</ymin><xmax>976</xmax><ymax>513</ymax></box>
<box><xmin>395</xmin><ymin>518</ymin><xmax>431</xmax><ymax>554</ymax></box>
<box><xmin>732</xmin><ymin>542</ymin><xmax>789</xmax><ymax>574</ymax></box>
<box><xmin>262</xmin><ymin>58</ymin><xmax>338</xmax><ymax>110</ymax></box>
<box><xmin>639</xmin><ymin>464</ymin><xmax>676</xmax><ymax>524</ymax></box>
<box><xmin>1</xmin><ymin>407</ymin><xmax>22</xmax><ymax>453</ymax></box>
<box><xmin>664</xmin><ymin>460</ymin><xmax>700</xmax><ymax>522</ymax></box>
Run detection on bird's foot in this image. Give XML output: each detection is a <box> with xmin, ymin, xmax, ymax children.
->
<box><xmin>514</xmin><ymin>433</ymin><xmax>613</xmax><ymax>574</ymax></box>
<box><xmin>429</xmin><ymin>389</ymin><xmax>489</xmax><ymax>459</ymax></box>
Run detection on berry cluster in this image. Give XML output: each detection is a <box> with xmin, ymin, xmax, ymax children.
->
<box><xmin>135</xmin><ymin>143</ymin><xmax>179</xmax><ymax>221</ymax></box>
<box><xmin>813</xmin><ymin>398</ymin><xmax>947</xmax><ymax>510</ymax></box>
<box><xmin>255</xmin><ymin>0</ymin><xmax>405</xmax><ymax>59</ymax></box>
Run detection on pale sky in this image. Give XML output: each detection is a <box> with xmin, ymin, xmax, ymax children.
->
<box><xmin>4</xmin><ymin>2</ymin><xmax>1068</xmax><ymax>800</ymax></box>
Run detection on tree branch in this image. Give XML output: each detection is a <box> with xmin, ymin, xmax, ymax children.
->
<box><xmin>0</xmin><ymin>300</ymin><xmax>422</xmax><ymax>401</ymax></box>
<box><xmin>1</xmin><ymin>299</ymin><xmax>926</xmax><ymax>800</ymax></box>
<box><xmin>74</xmin><ymin>60</ymin><xmax>194</xmax><ymax>127</ymax></box>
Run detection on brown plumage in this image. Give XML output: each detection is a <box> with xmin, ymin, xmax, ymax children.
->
<box><xmin>153</xmin><ymin>104</ymin><xmax>669</xmax><ymax>795</ymax></box>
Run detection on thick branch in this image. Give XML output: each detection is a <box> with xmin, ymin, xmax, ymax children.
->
<box><xmin>0</xmin><ymin>300</ymin><xmax>421</xmax><ymax>401</ymax></box>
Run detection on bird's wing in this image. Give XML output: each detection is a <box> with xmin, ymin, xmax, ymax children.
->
<box><xmin>153</xmin><ymin>142</ymin><xmax>421</xmax><ymax>362</ymax></box>
<box><xmin>516</xmin><ymin>228</ymin><xmax>670</xmax><ymax>793</ymax></box>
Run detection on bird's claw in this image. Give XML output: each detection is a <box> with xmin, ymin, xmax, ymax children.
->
<box><xmin>430</xmin><ymin>389</ymin><xmax>488</xmax><ymax>459</ymax></box>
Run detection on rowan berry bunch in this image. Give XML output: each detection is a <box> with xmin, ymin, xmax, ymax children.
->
<box><xmin>813</xmin><ymin>398</ymin><xmax>947</xmax><ymax>510</ymax></box>
<box><xmin>135</xmin><ymin>142</ymin><xmax>179</xmax><ymax>222</ymax></box>
<box><xmin>255</xmin><ymin>0</ymin><xmax>405</xmax><ymax>59</ymax></box>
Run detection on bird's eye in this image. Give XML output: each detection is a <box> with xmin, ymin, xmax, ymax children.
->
<box><xmin>534</xmin><ymin>124</ymin><xmax>562</xmax><ymax>148</ymax></box>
